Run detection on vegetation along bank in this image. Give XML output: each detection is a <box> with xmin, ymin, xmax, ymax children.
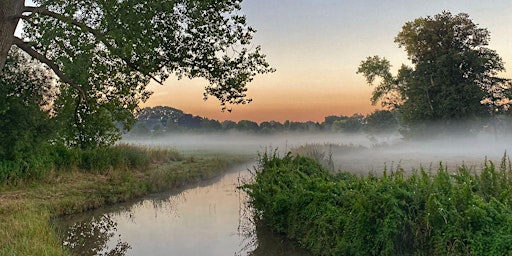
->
<box><xmin>0</xmin><ymin>144</ymin><xmax>248</xmax><ymax>255</ymax></box>
<box><xmin>242</xmin><ymin>152</ymin><xmax>512</xmax><ymax>255</ymax></box>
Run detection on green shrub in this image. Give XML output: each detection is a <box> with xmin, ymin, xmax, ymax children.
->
<box><xmin>242</xmin><ymin>153</ymin><xmax>512</xmax><ymax>255</ymax></box>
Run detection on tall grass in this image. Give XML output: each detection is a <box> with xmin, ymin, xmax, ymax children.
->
<box><xmin>242</xmin><ymin>152</ymin><xmax>512</xmax><ymax>255</ymax></box>
<box><xmin>0</xmin><ymin>144</ymin><xmax>183</xmax><ymax>185</ymax></box>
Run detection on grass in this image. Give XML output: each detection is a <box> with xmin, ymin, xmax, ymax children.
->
<box><xmin>0</xmin><ymin>144</ymin><xmax>250</xmax><ymax>256</ymax></box>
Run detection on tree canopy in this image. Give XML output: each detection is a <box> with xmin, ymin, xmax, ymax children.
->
<box><xmin>0</xmin><ymin>0</ymin><xmax>274</xmax><ymax>148</ymax></box>
<box><xmin>357</xmin><ymin>11</ymin><xmax>511</xmax><ymax>134</ymax></box>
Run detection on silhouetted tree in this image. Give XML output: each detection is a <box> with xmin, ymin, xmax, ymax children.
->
<box><xmin>237</xmin><ymin>120</ymin><xmax>259</xmax><ymax>132</ymax></box>
<box><xmin>201</xmin><ymin>118</ymin><xmax>222</xmax><ymax>131</ymax></box>
<box><xmin>358</xmin><ymin>12</ymin><xmax>511</xmax><ymax>134</ymax></box>
<box><xmin>221</xmin><ymin>120</ymin><xmax>237</xmax><ymax>131</ymax></box>
<box><xmin>332</xmin><ymin>114</ymin><xmax>365</xmax><ymax>133</ymax></box>
<box><xmin>365</xmin><ymin>110</ymin><xmax>399</xmax><ymax>134</ymax></box>
<box><xmin>260</xmin><ymin>121</ymin><xmax>284</xmax><ymax>133</ymax></box>
<box><xmin>178</xmin><ymin>114</ymin><xmax>202</xmax><ymax>129</ymax></box>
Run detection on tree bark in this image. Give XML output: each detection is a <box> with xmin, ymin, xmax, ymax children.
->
<box><xmin>0</xmin><ymin>0</ymin><xmax>24</xmax><ymax>70</ymax></box>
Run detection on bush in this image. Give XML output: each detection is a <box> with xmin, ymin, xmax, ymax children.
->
<box><xmin>242</xmin><ymin>153</ymin><xmax>512</xmax><ymax>255</ymax></box>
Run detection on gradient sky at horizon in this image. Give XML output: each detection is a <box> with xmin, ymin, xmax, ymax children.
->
<box><xmin>24</xmin><ymin>1</ymin><xmax>512</xmax><ymax>123</ymax></box>
<box><xmin>144</xmin><ymin>0</ymin><xmax>512</xmax><ymax>123</ymax></box>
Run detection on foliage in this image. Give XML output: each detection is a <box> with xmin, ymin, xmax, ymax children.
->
<box><xmin>332</xmin><ymin>114</ymin><xmax>365</xmax><ymax>133</ymax></box>
<box><xmin>0</xmin><ymin>143</ymin><xmax>182</xmax><ymax>185</ymax></box>
<box><xmin>0</xmin><ymin>49</ymin><xmax>57</xmax><ymax>181</ymax></box>
<box><xmin>21</xmin><ymin>0</ymin><xmax>273</xmax><ymax>107</ymax></box>
<box><xmin>242</xmin><ymin>153</ymin><xmax>512</xmax><ymax>255</ymax></box>
<box><xmin>237</xmin><ymin>119</ymin><xmax>260</xmax><ymax>132</ymax></box>
<box><xmin>357</xmin><ymin>12</ymin><xmax>511</xmax><ymax>133</ymax></box>
<box><xmin>0</xmin><ymin>49</ymin><xmax>54</xmax><ymax>159</ymax></box>
<box><xmin>365</xmin><ymin>110</ymin><xmax>399</xmax><ymax>134</ymax></box>
<box><xmin>1</xmin><ymin>0</ymin><xmax>274</xmax><ymax>149</ymax></box>
<box><xmin>131</xmin><ymin>106</ymin><xmax>402</xmax><ymax>135</ymax></box>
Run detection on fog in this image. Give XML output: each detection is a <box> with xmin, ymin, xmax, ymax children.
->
<box><xmin>122</xmin><ymin>131</ymin><xmax>512</xmax><ymax>175</ymax></box>
<box><xmin>122</xmin><ymin>132</ymin><xmax>381</xmax><ymax>154</ymax></box>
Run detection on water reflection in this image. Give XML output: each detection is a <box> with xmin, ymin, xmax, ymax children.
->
<box><xmin>60</xmin><ymin>214</ymin><xmax>130</xmax><ymax>256</ymax></box>
<box><xmin>54</xmin><ymin>165</ymin><xmax>310</xmax><ymax>256</ymax></box>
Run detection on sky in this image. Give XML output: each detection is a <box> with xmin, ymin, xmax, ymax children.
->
<box><xmin>23</xmin><ymin>1</ymin><xmax>512</xmax><ymax>123</ymax></box>
<box><xmin>142</xmin><ymin>0</ymin><xmax>512</xmax><ymax>123</ymax></box>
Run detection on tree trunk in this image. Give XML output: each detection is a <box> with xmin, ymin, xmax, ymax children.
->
<box><xmin>0</xmin><ymin>0</ymin><xmax>24</xmax><ymax>70</ymax></box>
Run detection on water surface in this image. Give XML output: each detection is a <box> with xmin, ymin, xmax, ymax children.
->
<box><xmin>54</xmin><ymin>163</ymin><xmax>311</xmax><ymax>256</ymax></box>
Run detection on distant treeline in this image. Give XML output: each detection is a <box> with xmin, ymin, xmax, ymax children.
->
<box><xmin>128</xmin><ymin>106</ymin><xmax>400</xmax><ymax>135</ymax></box>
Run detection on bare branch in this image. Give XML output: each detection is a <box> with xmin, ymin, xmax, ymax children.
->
<box><xmin>13</xmin><ymin>37</ymin><xmax>87</xmax><ymax>100</ymax></box>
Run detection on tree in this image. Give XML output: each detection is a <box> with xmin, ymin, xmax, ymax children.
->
<box><xmin>136</xmin><ymin>106</ymin><xmax>185</xmax><ymax>130</ymax></box>
<box><xmin>237</xmin><ymin>119</ymin><xmax>259</xmax><ymax>132</ymax></box>
<box><xmin>332</xmin><ymin>114</ymin><xmax>365</xmax><ymax>133</ymax></box>
<box><xmin>0</xmin><ymin>48</ymin><xmax>54</xmax><ymax>161</ymax></box>
<box><xmin>365</xmin><ymin>110</ymin><xmax>399</xmax><ymax>134</ymax></box>
<box><xmin>0</xmin><ymin>0</ymin><xmax>274</xmax><ymax>148</ymax></box>
<box><xmin>357</xmin><ymin>12</ymin><xmax>511</xmax><ymax>133</ymax></box>
<box><xmin>260</xmin><ymin>121</ymin><xmax>284</xmax><ymax>133</ymax></box>
<box><xmin>200</xmin><ymin>118</ymin><xmax>222</xmax><ymax>131</ymax></box>
<box><xmin>178</xmin><ymin>113</ymin><xmax>202</xmax><ymax>129</ymax></box>
<box><xmin>323</xmin><ymin>115</ymin><xmax>349</xmax><ymax>131</ymax></box>
<box><xmin>221</xmin><ymin>120</ymin><xmax>237</xmax><ymax>131</ymax></box>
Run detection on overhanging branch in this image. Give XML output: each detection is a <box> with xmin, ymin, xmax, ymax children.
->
<box><xmin>21</xmin><ymin>6</ymin><xmax>165</xmax><ymax>85</ymax></box>
<box><xmin>22</xmin><ymin>6</ymin><xmax>104</xmax><ymax>39</ymax></box>
<box><xmin>13</xmin><ymin>37</ymin><xmax>87</xmax><ymax>100</ymax></box>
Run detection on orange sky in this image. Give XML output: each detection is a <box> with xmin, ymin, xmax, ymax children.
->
<box><xmin>141</xmin><ymin>0</ymin><xmax>512</xmax><ymax>123</ymax></box>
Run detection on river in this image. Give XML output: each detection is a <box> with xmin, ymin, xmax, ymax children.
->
<box><xmin>53</xmin><ymin>162</ymin><xmax>311</xmax><ymax>256</ymax></box>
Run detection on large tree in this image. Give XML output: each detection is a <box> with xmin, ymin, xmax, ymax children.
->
<box><xmin>357</xmin><ymin>12</ymin><xmax>511</xmax><ymax>133</ymax></box>
<box><xmin>0</xmin><ymin>0</ymin><xmax>273</xmax><ymax>148</ymax></box>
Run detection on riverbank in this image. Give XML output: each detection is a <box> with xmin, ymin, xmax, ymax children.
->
<box><xmin>0</xmin><ymin>145</ymin><xmax>250</xmax><ymax>255</ymax></box>
<box><xmin>242</xmin><ymin>152</ymin><xmax>512</xmax><ymax>255</ymax></box>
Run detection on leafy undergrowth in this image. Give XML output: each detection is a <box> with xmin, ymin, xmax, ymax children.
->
<box><xmin>0</xmin><ymin>145</ymin><xmax>249</xmax><ymax>256</ymax></box>
<box><xmin>242</xmin><ymin>152</ymin><xmax>512</xmax><ymax>255</ymax></box>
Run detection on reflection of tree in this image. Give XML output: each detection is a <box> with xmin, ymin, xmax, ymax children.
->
<box><xmin>62</xmin><ymin>214</ymin><xmax>131</xmax><ymax>256</ymax></box>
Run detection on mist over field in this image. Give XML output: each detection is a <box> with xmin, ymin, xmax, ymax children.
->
<box><xmin>331</xmin><ymin>133</ymin><xmax>512</xmax><ymax>174</ymax></box>
<box><xmin>122</xmin><ymin>129</ymin><xmax>512</xmax><ymax>175</ymax></box>
<box><xmin>122</xmin><ymin>132</ymin><xmax>382</xmax><ymax>154</ymax></box>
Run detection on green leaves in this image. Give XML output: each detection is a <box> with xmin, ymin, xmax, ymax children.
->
<box><xmin>26</xmin><ymin>0</ymin><xmax>273</xmax><ymax>109</ymax></box>
<box><xmin>9</xmin><ymin>0</ymin><xmax>273</xmax><ymax>148</ymax></box>
<box><xmin>244</xmin><ymin>153</ymin><xmax>512</xmax><ymax>255</ymax></box>
<box><xmin>0</xmin><ymin>49</ymin><xmax>55</xmax><ymax>161</ymax></box>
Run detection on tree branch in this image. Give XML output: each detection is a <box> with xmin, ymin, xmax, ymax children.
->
<box><xmin>22</xmin><ymin>6</ymin><xmax>104</xmax><ymax>38</ymax></box>
<box><xmin>21</xmin><ymin>6</ymin><xmax>165</xmax><ymax>85</ymax></box>
<box><xmin>13</xmin><ymin>37</ymin><xmax>87</xmax><ymax>100</ymax></box>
